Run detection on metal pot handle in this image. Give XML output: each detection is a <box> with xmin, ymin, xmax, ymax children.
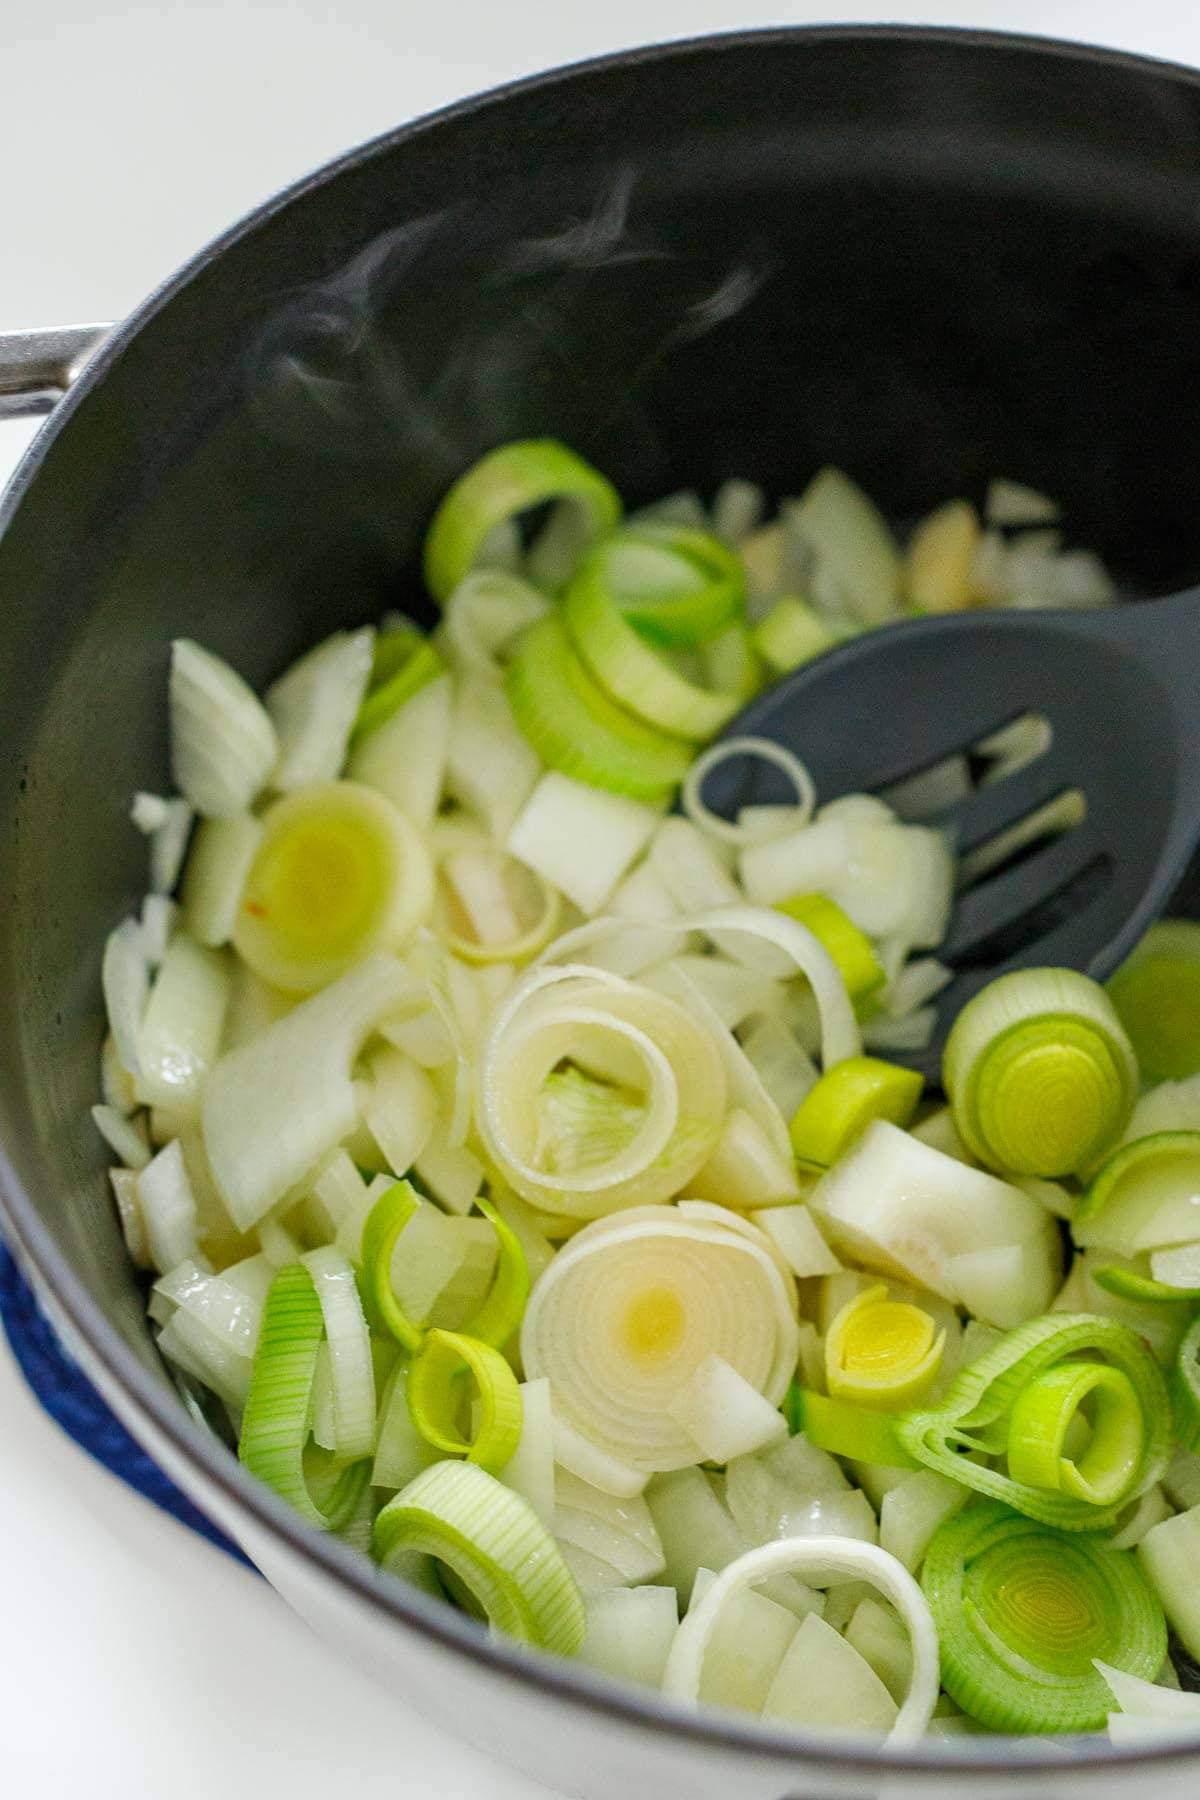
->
<box><xmin>0</xmin><ymin>324</ymin><xmax>113</xmax><ymax>419</ymax></box>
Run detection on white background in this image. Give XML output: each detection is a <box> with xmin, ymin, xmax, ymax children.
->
<box><xmin>2</xmin><ymin>3</ymin><xmax>1199</xmax><ymax>1795</ymax></box>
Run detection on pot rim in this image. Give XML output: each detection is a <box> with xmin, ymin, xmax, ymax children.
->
<box><xmin>3</xmin><ymin>21</ymin><xmax>1200</xmax><ymax>1779</ymax></box>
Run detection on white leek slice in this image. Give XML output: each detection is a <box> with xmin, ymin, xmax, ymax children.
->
<box><xmin>478</xmin><ymin>966</ymin><xmax>725</xmax><ymax>1218</ymax></box>
<box><xmin>143</xmin><ymin>797</ymin><xmax>194</xmax><ymax>896</ymax></box>
<box><xmin>92</xmin><ymin>1103</ymin><xmax>150</xmax><ymax>1172</ymax></box>
<box><xmin>438</xmin><ymin>568</ymin><xmax>551</xmax><ymax>674</ymax></box>
<box><xmin>752</xmin><ymin>1204</ymin><xmax>841</xmax><ymax>1277</ymax></box>
<box><xmin>139</xmin><ymin>895</ymin><xmax>178</xmax><ymax>968</ymax></box>
<box><xmin>712</xmin><ymin>477</ymin><xmax>765</xmax><ymax>545</ymax></box>
<box><xmin>372</xmin><ymin>1362</ymin><xmax>439</xmax><ymax>1491</ymax></box>
<box><xmin>688</xmin><ymin>1108</ymin><xmax>802</xmax><ymax>1211</ymax></box>
<box><xmin>551</xmin><ymin>1412</ymin><xmax>648</xmax><ymax>1499</ymax></box>
<box><xmin>203</xmin><ymin>953</ymin><xmax>417</xmax><ymax>1230</ymax></box>
<box><xmin>137</xmin><ymin>1139</ymin><xmax>200</xmax><ymax>1274</ymax></box>
<box><xmin>594</xmin><ymin>861</ymin><xmax>686</xmax><ymax>978</ymax></box>
<box><xmin>577</xmin><ymin>1586</ymin><xmax>680</xmax><ymax>1689</ymax></box>
<box><xmin>651</xmin><ymin>954</ymin><xmax>778</xmax><ymax>1032</ymax></box>
<box><xmin>943</xmin><ymin>1237</ymin><xmax>1061</xmax><ymax>1329</ymax></box>
<box><xmin>986</xmin><ymin>477</ymin><xmax>1061</xmax><ymax>526</ymax></box>
<box><xmin>507</xmin><ymin>774</ymin><xmax>659</xmax><ymax>917</ymax></box>
<box><xmin>266</xmin><ymin>627</ymin><xmax>374</xmax><ymax>790</ymax></box>
<box><xmin>543</xmin><ymin>904</ymin><xmax>861</xmax><ymax>1073</ymax></box>
<box><xmin>1095</xmin><ymin>1660</ymin><xmax>1200</xmax><ymax>1722</ymax></box>
<box><xmin>232</xmin><ymin>781</ymin><xmax>434</xmax><ymax>994</ymax></box>
<box><xmin>102</xmin><ymin>917</ymin><xmax>150</xmax><ymax>1079</ymax></box>
<box><xmin>100</xmin><ymin>1032</ymin><xmax>138</xmax><ymax>1116</ymax></box>
<box><xmin>445</xmin><ymin>673</ymin><xmax>541</xmax><ymax>841</ymax></box>
<box><xmin>788</xmin><ymin>468</ymin><xmax>902</xmax><ymax>625</ymax></box>
<box><xmin>681</xmin><ymin>738</ymin><xmax>817</xmax><ymax>850</ymax></box>
<box><xmin>169</xmin><ymin>638</ymin><xmax>277</xmax><ymax>817</ymax></box>
<box><xmin>808</xmin><ymin>1120</ymin><xmax>1059</xmax><ymax>1305</ymax></box>
<box><xmin>662</xmin><ymin>1536</ymin><xmax>938</xmax><ymax>1744</ymax></box>
<box><xmin>346</xmin><ymin>670</ymin><xmax>452</xmax><ymax>831</ymax></box>
<box><xmin>300</xmin><ymin>1245</ymin><xmax>376</xmax><ymax>1461</ymax></box>
<box><xmin>134</xmin><ymin>932</ymin><xmax>231</xmax><ymax>1116</ymax></box>
<box><xmin>668</xmin><ymin>1355</ymin><xmax>787</xmax><ymax>1463</ymax></box>
<box><xmin>845</xmin><ymin>1596</ymin><xmax>915</xmax><ymax>1705</ymax></box>
<box><xmin>521</xmin><ymin>1206</ymin><xmax>798</xmax><ymax>1473</ymax></box>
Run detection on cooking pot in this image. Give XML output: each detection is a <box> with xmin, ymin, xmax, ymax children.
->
<box><xmin>4</xmin><ymin>25</ymin><xmax>1200</xmax><ymax>1800</ymax></box>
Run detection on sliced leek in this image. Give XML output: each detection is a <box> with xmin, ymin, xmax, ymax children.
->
<box><xmin>825</xmin><ymin>1284</ymin><xmax>945</xmax><ymax>1411</ymax></box>
<box><xmin>773</xmin><ymin>894</ymin><xmax>885</xmax><ymax>1006</ymax></box>
<box><xmin>897</xmin><ymin>1313</ymin><xmax>1171</xmax><ymax>1529</ymax></box>
<box><xmin>266</xmin><ymin>626</ymin><xmax>374</xmax><ymax>785</ymax></box>
<box><xmin>434</xmin><ymin>836</ymin><xmax>559</xmax><ymax>965</ymax></box>
<box><xmin>169</xmin><ymin>638</ymin><xmax>278</xmax><ymax>818</ymax></box>
<box><xmin>563</xmin><ymin>572</ymin><xmax>740</xmax><ymax>740</ymax></box>
<box><xmin>681</xmin><ymin>738</ymin><xmax>817</xmax><ymax>849</ymax></box>
<box><xmin>233</xmin><ymin>781</ymin><xmax>433</xmax><ymax>992</ymax></box>
<box><xmin>520</xmin><ymin>1205</ymin><xmax>798</xmax><ymax>1473</ymax></box>
<box><xmin>406</xmin><ymin>1328</ymin><xmax>522</xmax><ymax>1473</ymax></box>
<box><xmin>351</xmin><ymin>636</ymin><xmax>442</xmax><ymax>746</ymax></box>
<box><xmin>374</xmin><ymin>1459</ymin><xmax>586</xmax><ymax>1653</ymax></box>
<box><xmin>476</xmin><ymin>966</ymin><xmax>726</xmax><ymax>1218</ymax></box>
<box><xmin>572</xmin><ymin>521</ymin><xmax>745</xmax><ymax>648</ymax></box>
<box><xmin>424</xmin><ymin>439</ymin><xmax>621</xmax><ymax>603</ymax></box>
<box><xmin>1172</xmin><ymin>1314</ymin><xmax>1200</xmax><ymax>1453</ymax></box>
<box><xmin>238</xmin><ymin>1262</ymin><xmax>366</xmax><ymax>1528</ymax></box>
<box><xmin>923</xmin><ymin>1499</ymin><xmax>1166</xmax><ymax>1732</ymax></box>
<box><xmin>944</xmin><ymin>967</ymin><xmax>1137</xmax><ymax>1177</ymax></box>
<box><xmin>789</xmin><ymin>1057</ymin><xmax>923</xmax><ymax>1168</ymax></box>
<box><xmin>1075</xmin><ymin>1132</ymin><xmax>1200</xmax><ymax>1258</ymax></box>
<box><xmin>1108</xmin><ymin>921</ymin><xmax>1200</xmax><ymax>1081</ymax></box>
<box><xmin>506</xmin><ymin>614</ymin><xmax>693</xmax><ymax>802</ymax></box>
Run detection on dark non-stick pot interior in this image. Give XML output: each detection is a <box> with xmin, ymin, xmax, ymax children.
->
<box><xmin>3</xmin><ymin>14</ymin><xmax>1200</xmax><ymax>1589</ymax></box>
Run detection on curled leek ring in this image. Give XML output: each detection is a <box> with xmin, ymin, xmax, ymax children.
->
<box><xmin>825</xmin><ymin>1283</ymin><xmax>945</xmax><ymax>1411</ymax></box>
<box><xmin>406</xmin><ymin>1328</ymin><xmax>523</xmax><ymax>1475</ymax></box>
<box><xmin>374</xmin><ymin>1460</ymin><xmax>586</xmax><ymax>1655</ymax></box>
<box><xmin>895</xmin><ymin>1312</ymin><xmax>1171</xmax><ymax>1529</ymax></box>
<box><xmin>680</xmin><ymin>736</ymin><xmax>817</xmax><ymax>847</ymax></box>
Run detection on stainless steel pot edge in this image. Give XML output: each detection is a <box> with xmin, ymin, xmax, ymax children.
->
<box><xmin>3</xmin><ymin>22</ymin><xmax>1200</xmax><ymax>1782</ymax></box>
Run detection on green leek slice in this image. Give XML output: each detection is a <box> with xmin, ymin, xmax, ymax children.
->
<box><xmin>406</xmin><ymin>1327</ymin><xmax>523</xmax><ymax>1474</ymax></box>
<box><xmin>1108</xmin><ymin>921</ymin><xmax>1200</xmax><ymax>1081</ymax></box>
<box><xmin>233</xmin><ymin>780</ymin><xmax>433</xmax><ymax>992</ymax></box>
<box><xmin>789</xmin><ymin>1057</ymin><xmax>924</xmax><ymax>1168</ymax></box>
<box><xmin>423</xmin><ymin>439</ymin><xmax>621</xmax><ymax>603</ymax></box>
<box><xmin>563</xmin><ymin>571</ymin><xmax>739</xmax><ymax>741</ymax></box>
<box><xmin>572</xmin><ymin>522</ymin><xmax>745</xmax><ymax>648</ymax></box>
<box><xmin>943</xmin><ymin>968</ymin><xmax>1137</xmax><ymax>1177</ymax></box>
<box><xmin>374</xmin><ymin>1459</ymin><xmax>586</xmax><ymax>1653</ymax></box>
<box><xmin>239</xmin><ymin>1262</ymin><xmax>365</xmax><ymax>1528</ymax></box>
<box><xmin>923</xmin><ymin>1499</ymin><xmax>1167</xmax><ymax>1732</ymax></box>
<box><xmin>896</xmin><ymin>1313</ymin><xmax>1171</xmax><ymax>1529</ymax></box>
<box><xmin>505</xmin><ymin>614</ymin><xmax>693</xmax><ymax>801</ymax></box>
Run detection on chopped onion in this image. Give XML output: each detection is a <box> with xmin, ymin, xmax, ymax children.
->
<box><xmin>169</xmin><ymin>638</ymin><xmax>277</xmax><ymax>818</ymax></box>
<box><xmin>507</xmin><ymin>773</ymin><xmax>659</xmax><ymax>918</ymax></box>
<box><xmin>266</xmin><ymin>627</ymin><xmax>374</xmax><ymax>790</ymax></box>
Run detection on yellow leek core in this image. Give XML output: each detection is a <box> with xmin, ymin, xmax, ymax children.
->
<box><xmin>825</xmin><ymin>1283</ymin><xmax>945</xmax><ymax>1410</ymax></box>
<box><xmin>789</xmin><ymin>1055</ymin><xmax>923</xmax><ymax>1168</ymax></box>
<box><xmin>1107</xmin><ymin>920</ymin><xmax>1200</xmax><ymax>1081</ymax></box>
<box><xmin>233</xmin><ymin>779</ymin><xmax>433</xmax><ymax>992</ymax></box>
<box><xmin>773</xmin><ymin>893</ymin><xmax>885</xmax><ymax>1005</ymax></box>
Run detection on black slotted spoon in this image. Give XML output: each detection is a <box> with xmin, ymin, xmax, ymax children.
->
<box><xmin>710</xmin><ymin>590</ymin><xmax>1200</xmax><ymax>1082</ymax></box>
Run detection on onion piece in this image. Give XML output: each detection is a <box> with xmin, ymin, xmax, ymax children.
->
<box><xmin>662</xmin><ymin>1536</ymin><xmax>939</xmax><ymax>1744</ymax></box>
<box><xmin>169</xmin><ymin>638</ymin><xmax>277</xmax><ymax>818</ymax></box>
<box><xmin>266</xmin><ymin>627</ymin><xmax>374</xmax><ymax>790</ymax></box>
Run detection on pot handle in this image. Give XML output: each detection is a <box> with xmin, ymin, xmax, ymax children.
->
<box><xmin>0</xmin><ymin>324</ymin><xmax>113</xmax><ymax>419</ymax></box>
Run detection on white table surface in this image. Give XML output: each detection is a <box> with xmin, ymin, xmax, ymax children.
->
<box><xmin>3</xmin><ymin>1</ymin><xmax>1199</xmax><ymax>1793</ymax></box>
